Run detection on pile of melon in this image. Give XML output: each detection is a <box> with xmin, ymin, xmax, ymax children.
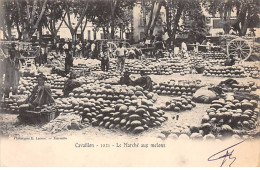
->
<box><xmin>203</xmin><ymin>66</ymin><xmax>247</xmax><ymax>78</ymax></box>
<box><xmin>0</xmin><ymin>95</ymin><xmax>27</xmax><ymax>113</ymax></box>
<box><xmin>81</xmin><ymin>97</ymin><xmax>167</xmax><ymax>134</ymax></box>
<box><xmin>201</xmin><ymin>97</ymin><xmax>259</xmax><ymax>137</ymax></box>
<box><xmin>18</xmin><ymin>74</ymin><xmax>67</xmax><ymax>95</ymax></box>
<box><xmin>55</xmin><ymin>84</ymin><xmax>166</xmax><ymax>134</ymax></box>
<box><xmin>220</xmin><ymin>81</ymin><xmax>257</xmax><ymax>93</ymax></box>
<box><xmin>163</xmin><ymin>96</ymin><xmax>196</xmax><ymax>112</ymax></box>
<box><xmin>243</xmin><ymin>66</ymin><xmax>259</xmax><ymax>79</ymax></box>
<box><xmin>69</xmin><ymin>83</ymin><xmax>158</xmax><ymax>102</ymax></box>
<box><xmin>203</xmin><ymin>53</ymin><xmax>227</xmax><ymax>60</ymax></box>
<box><xmin>153</xmin><ymin>80</ymin><xmax>202</xmax><ymax>96</ymax></box>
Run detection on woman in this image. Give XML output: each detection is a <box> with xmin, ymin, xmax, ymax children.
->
<box><xmin>6</xmin><ymin>43</ymin><xmax>21</xmax><ymax>95</ymax></box>
<box><xmin>24</xmin><ymin>73</ymin><xmax>55</xmax><ymax>107</ymax></box>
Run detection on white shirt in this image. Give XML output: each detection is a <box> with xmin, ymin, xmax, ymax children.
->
<box><xmin>115</xmin><ymin>47</ymin><xmax>128</xmax><ymax>57</ymax></box>
<box><xmin>91</xmin><ymin>43</ymin><xmax>96</xmax><ymax>51</ymax></box>
<box><xmin>63</xmin><ymin>44</ymin><xmax>69</xmax><ymax>49</ymax></box>
<box><xmin>181</xmin><ymin>42</ymin><xmax>187</xmax><ymax>51</ymax></box>
<box><xmin>174</xmin><ymin>47</ymin><xmax>180</xmax><ymax>55</ymax></box>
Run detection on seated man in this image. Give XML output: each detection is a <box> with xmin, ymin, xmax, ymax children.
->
<box><xmin>63</xmin><ymin>71</ymin><xmax>82</xmax><ymax>97</ymax></box>
<box><xmin>22</xmin><ymin>73</ymin><xmax>55</xmax><ymax>108</ymax></box>
<box><xmin>133</xmin><ymin>70</ymin><xmax>153</xmax><ymax>92</ymax></box>
<box><xmin>119</xmin><ymin>71</ymin><xmax>134</xmax><ymax>86</ymax></box>
<box><xmin>224</xmin><ymin>55</ymin><xmax>236</xmax><ymax>66</ymax></box>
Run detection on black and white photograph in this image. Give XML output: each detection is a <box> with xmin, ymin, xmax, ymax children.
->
<box><xmin>0</xmin><ymin>0</ymin><xmax>259</xmax><ymax>167</ymax></box>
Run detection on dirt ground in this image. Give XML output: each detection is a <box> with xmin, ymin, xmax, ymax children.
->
<box><xmin>0</xmin><ymin>66</ymin><xmax>259</xmax><ymax>140</ymax></box>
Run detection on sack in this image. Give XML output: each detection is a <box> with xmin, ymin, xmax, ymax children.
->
<box><xmin>192</xmin><ymin>87</ymin><xmax>218</xmax><ymax>103</ymax></box>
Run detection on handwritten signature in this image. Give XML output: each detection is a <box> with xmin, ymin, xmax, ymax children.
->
<box><xmin>208</xmin><ymin>139</ymin><xmax>246</xmax><ymax>167</ymax></box>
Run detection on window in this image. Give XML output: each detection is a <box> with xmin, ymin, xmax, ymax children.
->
<box><xmin>94</xmin><ymin>31</ymin><xmax>96</xmax><ymax>40</ymax></box>
<box><xmin>88</xmin><ymin>30</ymin><xmax>91</xmax><ymax>40</ymax></box>
<box><xmin>140</xmin><ymin>32</ymin><xmax>145</xmax><ymax>40</ymax></box>
<box><xmin>139</xmin><ymin>14</ymin><xmax>144</xmax><ymax>27</ymax></box>
<box><xmin>100</xmin><ymin>33</ymin><xmax>104</xmax><ymax>39</ymax></box>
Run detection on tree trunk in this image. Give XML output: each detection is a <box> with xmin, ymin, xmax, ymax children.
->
<box><xmin>111</xmin><ymin>9</ymin><xmax>115</xmax><ymax>39</ymax></box>
<box><xmin>241</xmin><ymin>4</ymin><xmax>251</xmax><ymax>36</ymax></box>
<box><xmin>38</xmin><ymin>24</ymin><xmax>43</xmax><ymax>40</ymax></box>
<box><xmin>103</xmin><ymin>27</ymin><xmax>107</xmax><ymax>39</ymax></box>
<box><xmin>1</xmin><ymin>28</ymin><xmax>9</xmax><ymax>40</ymax></box>
<box><xmin>71</xmin><ymin>31</ymin><xmax>76</xmax><ymax>58</ymax></box>
<box><xmin>171</xmin><ymin>2</ymin><xmax>184</xmax><ymax>49</ymax></box>
<box><xmin>165</xmin><ymin>3</ymin><xmax>172</xmax><ymax>38</ymax></box>
<box><xmin>4</xmin><ymin>2</ymin><xmax>12</xmax><ymax>40</ymax></box>
<box><xmin>149</xmin><ymin>0</ymin><xmax>163</xmax><ymax>37</ymax></box>
<box><xmin>231</xmin><ymin>3</ymin><xmax>247</xmax><ymax>35</ymax></box>
<box><xmin>141</xmin><ymin>0</ymin><xmax>147</xmax><ymax>37</ymax></box>
<box><xmin>145</xmin><ymin>1</ymin><xmax>155</xmax><ymax>37</ymax></box>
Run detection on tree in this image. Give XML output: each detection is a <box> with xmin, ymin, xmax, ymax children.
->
<box><xmin>44</xmin><ymin>1</ymin><xmax>65</xmax><ymax>44</ymax></box>
<box><xmin>162</xmin><ymin>0</ymin><xmax>186</xmax><ymax>47</ymax></box>
<box><xmin>62</xmin><ymin>0</ymin><xmax>90</xmax><ymax>52</ymax></box>
<box><xmin>140</xmin><ymin>0</ymin><xmax>164</xmax><ymax>38</ymax></box>
<box><xmin>14</xmin><ymin>0</ymin><xmax>48</xmax><ymax>41</ymax></box>
<box><xmin>202</xmin><ymin>0</ymin><xmax>260</xmax><ymax>36</ymax></box>
<box><xmin>181</xmin><ymin>0</ymin><xmax>208</xmax><ymax>43</ymax></box>
<box><xmin>0</xmin><ymin>0</ymin><xmax>17</xmax><ymax>40</ymax></box>
<box><xmin>89</xmin><ymin>0</ymin><xmax>135</xmax><ymax>39</ymax></box>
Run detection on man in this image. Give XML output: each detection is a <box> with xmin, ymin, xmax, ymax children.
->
<box><xmin>100</xmin><ymin>45</ymin><xmax>110</xmax><ymax>72</ymax></box>
<box><xmin>75</xmin><ymin>41</ymin><xmax>82</xmax><ymax>58</ymax></box>
<box><xmin>119</xmin><ymin>71</ymin><xmax>134</xmax><ymax>86</ymax></box>
<box><xmin>154</xmin><ymin>34</ymin><xmax>164</xmax><ymax>59</ymax></box>
<box><xmin>224</xmin><ymin>55</ymin><xmax>236</xmax><ymax>66</ymax></box>
<box><xmin>120</xmin><ymin>70</ymin><xmax>153</xmax><ymax>92</ymax></box>
<box><xmin>181</xmin><ymin>41</ymin><xmax>187</xmax><ymax>52</ymax></box>
<box><xmin>91</xmin><ymin>40</ymin><xmax>98</xmax><ymax>59</ymax></box>
<box><xmin>115</xmin><ymin>42</ymin><xmax>128</xmax><ymax>74</ymax></box>
<box><xmin>133</xmin><ymin>70</ymin><xmax>153</xmax><ymax>92</ymax></box>
<box><xmin>63</xmin><ymin>72</ymin><xmax>82</xmax><ymax>97</ymax></box>
<box><xmin>65</xmin><ymin>49</ymin><xmax>73</xmax><ymax>74</ymax></box>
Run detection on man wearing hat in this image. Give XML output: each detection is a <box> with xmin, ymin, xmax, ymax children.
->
<box><xmin>63</xmin><ymin>71</ymin><xmax>82</xmax><ymax>97</ymax></box>
<box><xmin>119</xmin><ymin>70</ymin><xmax>134</xmax><ymax>86</ymax></box>
<box><xmin>100</xmin><ymin>44</ymin><xmax>110</xmax><ymax>72</ymax></box>
<box><xmin>24</xmin><ymin>73</ymin><xmax>55</xmax><ymax>107</ymax></box>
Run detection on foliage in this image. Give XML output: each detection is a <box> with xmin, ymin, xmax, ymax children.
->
<box><xmin>202</xmin><ymin>0</ymin><xmax>260</xmax><ymax>36</ymax></box>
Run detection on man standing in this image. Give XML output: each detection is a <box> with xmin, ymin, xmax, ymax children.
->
<box><xmin>115</xmin><ymin>42</ymin><xmax>128</xmax><ymax>74</ymax></box>
<box><xmin>100</xmin><ymin>45</ymin><xmax>110</xmax><ymax>72</ymax></box>
<box><xmin>65</xmin><ymin>49</ymin><xmax>73</xmax><ymax>74</ymax></box>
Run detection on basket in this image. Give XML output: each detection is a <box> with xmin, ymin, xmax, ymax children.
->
<box><xmin>18</xmin><ymin>109</ymin><xmax>58</xmax><ymax>124</ymax></box>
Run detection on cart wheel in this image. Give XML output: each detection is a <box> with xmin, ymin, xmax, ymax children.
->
<box><xmin>107</xmin><ymin>42</ymin><xmax>117</xmax><ymax>57</ymax></box>
<box><xmin>227</xmin><ymin>37</ymin><xmax>252</xmax><ymax>60</ymax></box>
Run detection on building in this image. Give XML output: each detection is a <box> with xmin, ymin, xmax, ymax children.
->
<box><xmin>132</xmin><ymin>3</ymin><xmax>167</xmax><ymax>42</ymax></box>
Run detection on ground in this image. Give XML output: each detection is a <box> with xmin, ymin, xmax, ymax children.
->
<box><xmin>0</xmin><ymin>63</ymin><xmax>259</xmax><ymax>140</ymax></box>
